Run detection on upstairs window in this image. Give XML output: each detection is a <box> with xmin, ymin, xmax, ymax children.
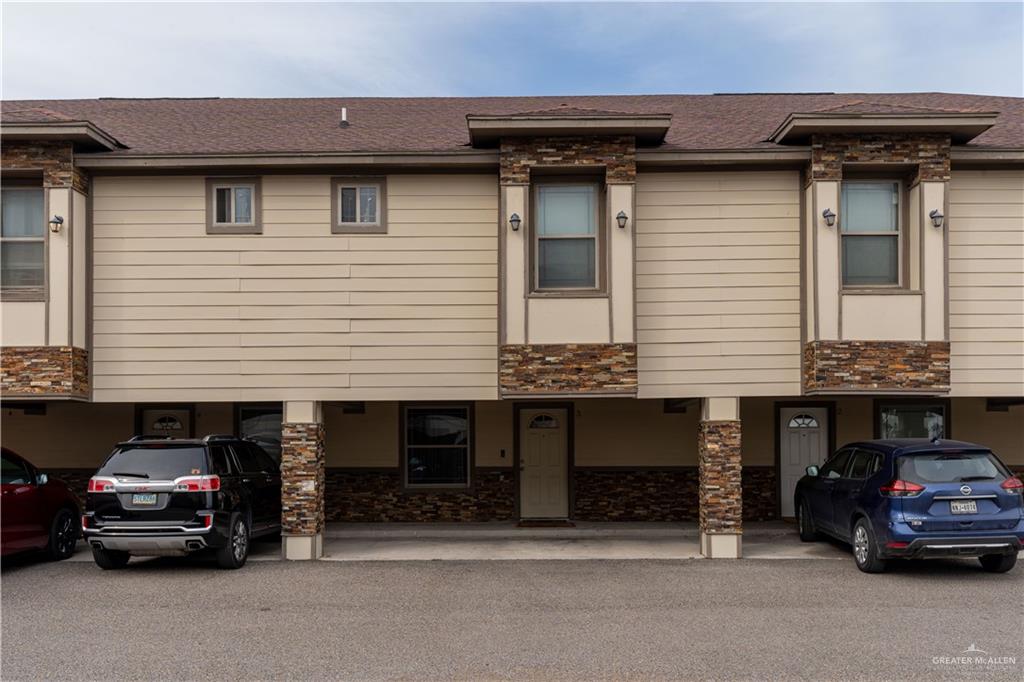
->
<box><xmin>533</xmin><ymin>182</ymin><xmax>600</xmax><ymax>291</ymax></box>
<box><xmin>1</xmin><ymin>187</ymin><xmax>45</xmax><ymax>296</ymax></box>
<box><xmin>840</xmin><ymin>181</ymin><xmax>900</xmax><ymax>287</ymax></box>
<box><xmin>332</xmin><ymin>177</ymin><xmax>387</xmax><ymax>234</ymax></box>
<box><xmin>206</xmin><ymin>178</ymin><xmax>261</xmax><ymax>234</ymax></box>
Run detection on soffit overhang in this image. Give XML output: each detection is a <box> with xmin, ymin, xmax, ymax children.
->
<box><xmin>0</xmin><ymin>121</ymin><xmax>125</xmax><ymax>151</ymax></box>
<box><xmin>769</xmin><ymin>112</ymin><xmax>1000</xmax><ymax>145</ymax></box>
<box><xmin>466</xmin><ymin>113</ymin><xmax>672</xmax><ymax>147</ymax></box>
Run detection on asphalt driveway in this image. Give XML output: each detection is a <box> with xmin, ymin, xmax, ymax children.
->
<box><xmin>2</xmin><ymin>553</ymin><xmax>1021</xmax><ymax>681</ymax></box>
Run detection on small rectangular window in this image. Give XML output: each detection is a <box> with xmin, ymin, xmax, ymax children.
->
<box><xmin>332</xmin><ymin>177</ymin><xmax>387</xmax><ymax>234</ymax></box>
<box><xmin>1</xmin><ymin>187</ymin><xmax>45</xmax><ymax>295</ymax></box>
<box><xmin>841</xmin><ymin>181</ymin><xmax>900</xmax><ymax>287</ymax></box>
<box><xmin>206</xmin><ymin>178</ymin><xmax>261</xmax><ymax>234</ymax></box>
<box><xmin>402</xmin><ymin>405</ymin><xmax>471</xmax><ymax>488</ymax></box>
<box><xmin>876</xmin><ymin>401</ymin><xmax>948</xmax><ymax>440</ymax></box>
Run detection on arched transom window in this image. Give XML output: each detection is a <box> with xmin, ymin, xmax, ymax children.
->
<box><xmin>788</xmin><ymin>414</ymin><xmax>819</xmax><ymax>429</ymax></box>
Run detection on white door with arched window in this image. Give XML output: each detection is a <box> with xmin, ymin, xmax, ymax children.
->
<box><xmin>779</xmin><ymin>406</ymin><xmax>830</xmax><ymax>517</ymax></box>
<box><xmin>519</xmin><ymin>408</ymin><xmax>569</xmax><ymax>519</ymax></box>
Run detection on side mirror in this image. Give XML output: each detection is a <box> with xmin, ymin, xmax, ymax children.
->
<box><xmin>805</xmin><ymin>465</ymin><xmax>819</xmax><ymax>478</ymax></box>
<box><xmin>36</xmin><ymin>473</ymin><xmax>48</xmax><ymax>486</ymax></box>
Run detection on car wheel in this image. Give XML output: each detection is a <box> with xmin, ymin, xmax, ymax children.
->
<box><xmin>216</xmin><ymin>512</ymin><xmax>249</xmax><ymax>570</ymax></box>
<box><xmin>852</xmin><ymin>518</ymin><xmax>887</xmax><ymax>573</ymax></box>
<box><xmin>978</xmin><ymin>553</ymin><xmax>1017</xmax><ymax>573</ymax></box>
<box><xmin>91</xmin><ymin>547</ymin><xmax>130</xmax><ymax>570</ymax></box>
<box><xmin>47</xmin><ymin>508</ymin><xmax>78</xmax><ymax>561</ymax></box>
<box><xmin>797</xmin><ymin>499</ymin><xmax>818</xmax><ymax>542</ymax></box>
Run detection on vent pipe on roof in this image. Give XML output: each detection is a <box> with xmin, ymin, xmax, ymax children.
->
<box><xmin>340</xmin><ymin>107</ymin><xmax>349</xmax><ymax>128</ymax></box>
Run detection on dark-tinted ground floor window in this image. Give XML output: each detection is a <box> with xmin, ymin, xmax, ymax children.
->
<box><xmin>237</xmin><ymin>404</ymin><xmax>282</xmax><ymax>462</ymax></box>
<box><xmin>402</xmin><ymin>405</ymin><xmax>471</xmax><ymax>488</ymax></box>
<box><xmin>876</xmin><ymin>400</ymin><xmax>949</xmax><ymax>440</ymax></box>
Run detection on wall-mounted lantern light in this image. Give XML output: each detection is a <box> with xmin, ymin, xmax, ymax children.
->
<box><xmin>616</xmin><ymin>210</ymin><xmax>629</xmax><ymax>229</ymax></box>
<box><xmin>929</xmin><ymin>209</ymin><xmax>945</xmax><ymax>229</ymax></box>
<box><xmin>509</xmin><ymin>213</ymin><xmax>521</xmax><ymax>232</ymax></box>
<box><xmin>48</xmin><ymin>215</ymin><xmax>64</xmax><ymax>233</ymax></box>
<box><xmin>821</xmin><ymin>208</ymin><xmax>836</xmax><ymax>228</ymax></box>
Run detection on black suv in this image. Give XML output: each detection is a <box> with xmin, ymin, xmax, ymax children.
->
<box><xmin>83</xmin><ymin>435</ymin><xmax>281</xmax><ymax>569</ymax></box>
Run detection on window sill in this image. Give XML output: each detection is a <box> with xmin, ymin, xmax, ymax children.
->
<box><xmin>0</xmin><ymin>288</ymin><xmax>46</xmax><ymax>302</ymax></box>
<box><xmin>207</xmin><ymin>224</ymin><xmax>261</xmax><ymax>235</ymax></box>
<box><xmin>527</xmin><ymin>290</ymin><xmax>609</xmax><ymax>299</ymax></box>
<box><xmin>332</xmin><ymin>224</ymin><xmax>387</xmax><ymax>235</ymax></box>
<box><xmin>402</xmin><ymin>484</ymin><xmax>472</xmax><ymax>494</ymax></box>
<box><xmin>841</xmin><ymin>288</ymin><xmax>922</xmax><ymax>296</ymax></box>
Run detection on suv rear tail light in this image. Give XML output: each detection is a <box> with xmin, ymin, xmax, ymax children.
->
<box><xmin>1001</xmin><ymin>476</ymin><xmax>1023</xmax><ymax>491</ymax></box>
<box><xmin>174</xmin><ymin>475</ymin><xmax>220</xmax><ymax>492</ymax></box>
<box><xmin>880</xmin><ymin>479</ymin><xmax>925</xmax><ymax>497</ymax></box>
<box><xmin>87</xmin><ymin>477</ymin><xmax>117</xmax><ymax>493</ymax></box>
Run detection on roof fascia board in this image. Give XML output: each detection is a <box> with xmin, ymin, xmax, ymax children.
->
<box><xmin>769</xmin><ymin>113</ymin><xmax>999</xmax><ymax>144</ymax></box>
<box><xmin>74</xmin><ymin>151</ymin><xmax>501</xmax><ymax>170</ymax></box>
<box><xmin>0</xmin><ymin>122</ymin><xmax>123</xmax><ymax>150</ymax></box>
<box><xmin>637</xmin><ymin>148</ymin><xmax>811</xmax><ymax>165</ymax></box>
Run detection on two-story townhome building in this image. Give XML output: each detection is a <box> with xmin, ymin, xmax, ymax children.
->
<box><xmin>2</xmin><ymin>93</ymin><xmax>1022</xmax><ymax>559</ymax></box>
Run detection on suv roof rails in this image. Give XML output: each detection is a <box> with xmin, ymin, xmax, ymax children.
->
<box><xmin>128</xmin><ymin>434</ymin><xmax>174</xmax><ymax>441</ymax></box>
<box><xmin>202</xmin><ymin>434</ymin><xmax>238</xmax><ymax>443</ymax></box>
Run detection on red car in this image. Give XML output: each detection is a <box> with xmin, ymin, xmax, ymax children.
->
<box><xmin>1</xmin><ymin>447</ymin><xmax>80</xmax><ymax>560</ymax></box>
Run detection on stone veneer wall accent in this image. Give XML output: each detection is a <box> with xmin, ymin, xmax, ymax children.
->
<box><xmin>804</xmin><ymin>340</ymin><xmax>951</xmax><ymax>393</ymax></box>
<box><xmin>1</xmin><ymin>141</ymin><xmax>89</xmax><ymax>193</ymax></box>
<box><xmin>325</xmin><ymin>469</ymin><xmax>515</xmax><ymax>522</ymax></box>
<box><xmin>809</xmin><ymin>133</ymin><xmax>951</xmax><ymax>184</ymax></box>
<box><xmin>499</xmin><ymin>136</ymin><xmax>636</xmax><ymax>185</ymax></box>
<box><xmin>280</xmin><ymin>422</ymin><xmax>325</xmax><ymax>535</ymax></box>
<box><xmin>324</xmin><ymin>466</ymin><xmax>779</xmax><ymax>523</ymax></box>
<box><xmin>1</xmin><ymin>346</ymin><xmax>89</xmax><ymax>398</ymax></box>
<box><xmin>698</xmin><ymin>420</ymin><xmax>743</xmax><ymax>535</ymax></box>
<box><xmin>500</xmin><ymin>343</ymin><xmax>637</xmax><ymax>395</ymax></box>
<box><xmin>741</xmin><ymin>466</ymin><xmax>777</xmax><ymax>522</ymax></box>
<box><xmin>572</xmin><ymin>469</ymin><xmax>698</xmax><ymax>521</ymax></box>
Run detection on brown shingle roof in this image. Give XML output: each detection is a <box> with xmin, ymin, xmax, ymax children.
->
<box><xmin>2</xmin><ymin>93</ymin><xmax>1021</xmax><ymax>155</ymax></box>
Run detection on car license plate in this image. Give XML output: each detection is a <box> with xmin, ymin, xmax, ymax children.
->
<box><xmin>950</xmin><ymin>500</ymin><xmax>977</xmax><ymax>515</ymax></box>
<box><xmin>132</xmin><ymin>493</ymin><xmax>158</xmax><ymax>506</ymax></box>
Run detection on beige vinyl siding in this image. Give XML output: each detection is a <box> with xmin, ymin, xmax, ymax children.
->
<box><xmin>635</xmin><ymin>171</ymin><xmax>802</xmax><ymax>398</ymax></box>
<box><xmin>91</xmin><ymin>174</ymin><xmax>499</xmax><ymax>401</ymax></box>
<box><xmin>948</xmin><ymin>170</ymin><xmax>1024</xmax><ymax>397</ymax></box>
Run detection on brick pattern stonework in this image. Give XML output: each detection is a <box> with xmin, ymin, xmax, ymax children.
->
<box><xmin>280</xmin><ymin>422</ymin><xmax>325</xmax><ymax>535</ymax></box>
<box><xmin>324</xmin><ymin>466</ymin><xmax>779</xmax><ymax>523</ymax></box>
<box><xmin>500</xmin><ymin>343</ymin><xmax>637</xmax><ymax>395</ymax></box>
<box><xmin>1</xmin><ymin>346</ymin><xmax>89</xmax><ymax>398</ymax></box>
<box><xmin>741</xmin><ymin>466</ymin><xmax>777</xmax><ymax>522</ymax></box>
<box><xmin>499</xmin><ymin>136</ymin><xmax>636</xmax><ymax>184</ymax></box>
<box><xmin>1</xmin><ymin>141</ymin><xmax>89</xmax><ymax>192</ymax></box>
<box><xmin>572</xmin><ymin>469</ymin><xmax>698</xmax><ymax>521</ymax></box>
<box><xmin>699</xmin><ymin>420</ymin><xmax>743</xmax><ymax>535</ymax></box>
<box><xmin>325</xmin><ymin>469</ymin><xmax>515</xmax><ymax>522</ymax></box>
<box><xmin>804</xmin><ymin>340</ymin><xmax>951</xmax><ymax>393</ymax></box>
<box><xmin>810</xmin><ymin>133</ymin><xmax>951</xmax><ymax>184</ymax></box>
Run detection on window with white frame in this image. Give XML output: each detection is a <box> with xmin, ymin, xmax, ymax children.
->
<box><xmin>534</xmin><ymin>182</ymin><xmax>599</xmax><ymax>290</ymax></box>
<box><xmin>402</xmin><ymin>405</ymin><xmax>471</xmax><ymax>488</ymax></box>
<box><xmin>840</xmin><ymin>181</ymin><xmax>901</xmax><ymax>287</ymax></box>
<box><xmin>1</xmin><ymin>187</ymin><xmax>45</xmax><ymax>293</ymax></box>
<box><xmin>332</xmin><ymin>177</ymin><xmax>386</xmax><ymax>234</ymax></box>
<box><xmin>206</xmin><ymin>178</ymin><xmax>261</xmax><ymax>234</ymax></box>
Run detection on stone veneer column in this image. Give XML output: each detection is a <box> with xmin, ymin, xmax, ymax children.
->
<box><xmin>281</xmin><ymin>400</ymin><xmax>325</xmax><ymax>560</ymax></box>
<box><xmin>698</xmin><ymin>397</ymin><xmax>742</xmax><ymax>559</ymax></box>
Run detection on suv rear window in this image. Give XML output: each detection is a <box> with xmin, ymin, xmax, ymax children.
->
<box><xmin>97</xmin><ymin>446</ymin><xmax>208</xmax><ymax>480</ymax></box>
<box><xmin>898</xmin><ymin>452</ymin><xmax>1009</xmax><ymax>484</ymax></box>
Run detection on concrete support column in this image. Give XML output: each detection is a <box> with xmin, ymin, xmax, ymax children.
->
<box><xmin>698</xmin><ymin>397</ymin><xmax>742</xmax><ymax>559</ymax></box>
<box><xmin>281</xmin><ymin>400</ymin><xmax>325</xmax><ymax>560</ymax></box>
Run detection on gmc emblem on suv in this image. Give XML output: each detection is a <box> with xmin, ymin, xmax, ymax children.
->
<box><xmin>960</xmin><ymin>485</ymin><xmax>972</xmax><ymax>496</ymax></box>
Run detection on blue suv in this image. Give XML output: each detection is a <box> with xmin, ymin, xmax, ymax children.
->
<box><xmin>794</xmin><ymin>440</ymin><xmax>1023</xmax><ymax>573</ymax></box>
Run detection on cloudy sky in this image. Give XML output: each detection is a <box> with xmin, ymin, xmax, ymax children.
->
<box><xmin>2</xmin><ymin>2</ymin><xmax>1021</xmax><ymax>100</ymax></box>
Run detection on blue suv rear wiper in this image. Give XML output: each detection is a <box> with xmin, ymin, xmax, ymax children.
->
<box><xmin>959</xmin><ymin>475</ymin><xmax>994</xmax><ymax>482</ymax></box>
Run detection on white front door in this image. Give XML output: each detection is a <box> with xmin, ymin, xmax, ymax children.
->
<box><xmin>779</xmin><ymin>406</ymin><xmax>829</xmax><ymax>517</ymax></box>
<box><xmin>519</xmin><ymin>408</ymin><xmax>569</xmax><ymax>519</ymax></box>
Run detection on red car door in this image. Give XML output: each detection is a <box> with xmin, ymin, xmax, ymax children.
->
<box><xmin>1</xmin><ymin>449</ymin><xmax>46</xmax><ymax>553</ymax></box>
